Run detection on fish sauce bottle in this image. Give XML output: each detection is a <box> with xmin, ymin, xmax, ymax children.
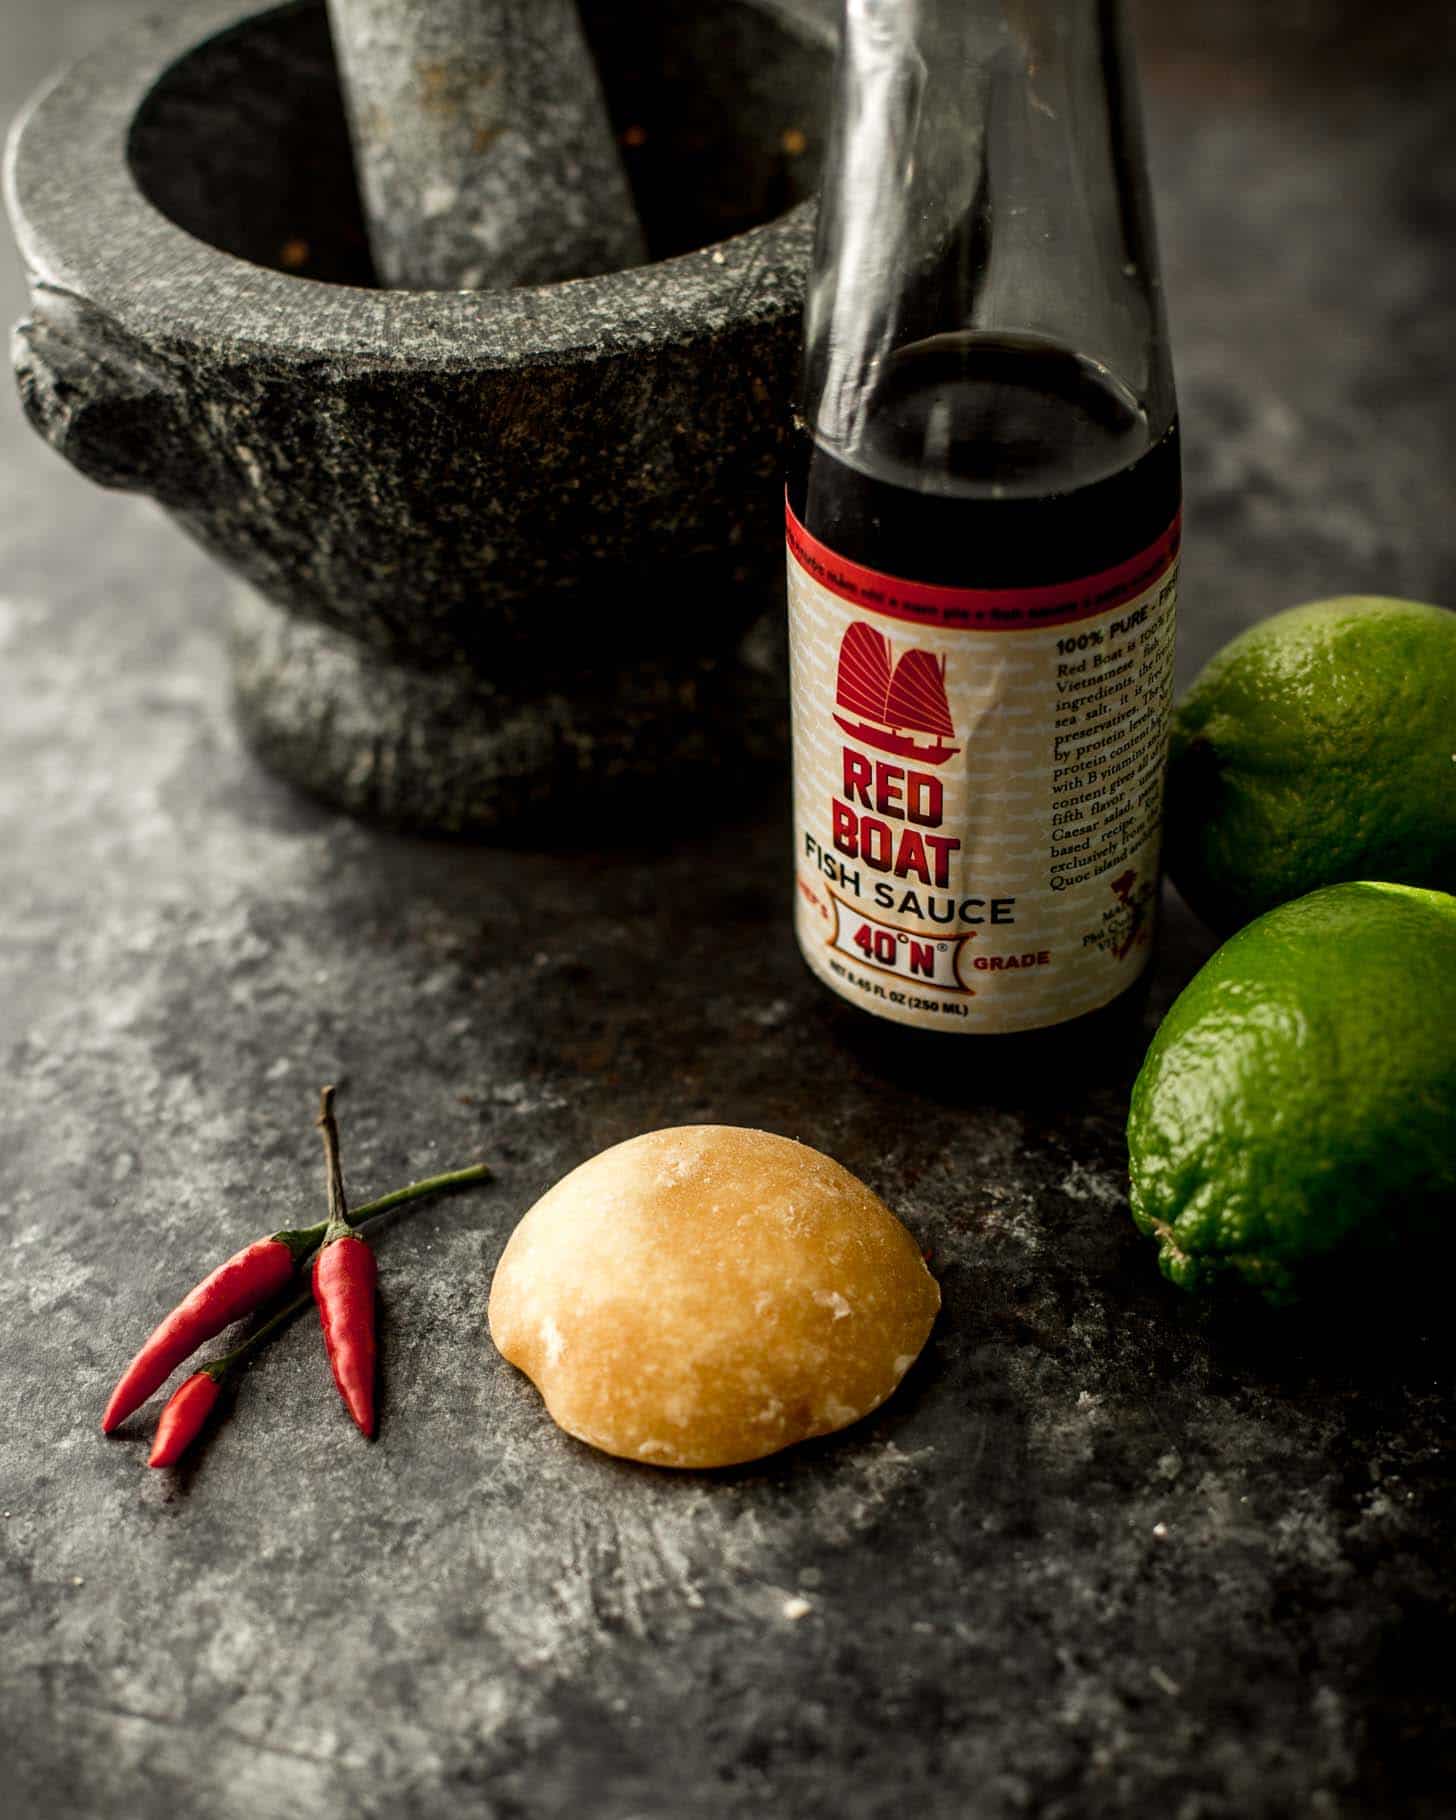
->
<box><xmin>788</xmin><ymin>0</ymin><xmax>1180</xmax><ymax>1047</ymax></box>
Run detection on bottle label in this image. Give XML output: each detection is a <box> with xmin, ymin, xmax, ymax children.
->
<box><xmin>787</xmin><ymin>503</ymin><xmax>1180</xmax><ymax>1034</ymax></box>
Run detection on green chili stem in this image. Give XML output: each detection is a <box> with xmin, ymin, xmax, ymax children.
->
<box><xmin>344</xmin><ymin>1162</ymin><xmax>491</xmax><ymax>1228</ymax></box>
<box><xmin>205</xmin><ymin>1284</ymin><xmax>315</xmax><ymax>1378</ymax></box>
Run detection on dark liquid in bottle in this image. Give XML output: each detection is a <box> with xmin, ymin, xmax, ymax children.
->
<box><xmin>789</xmin><ymin>332</ymin><xmax>1181</xmax><ymax>1080</ymax></box>
<box><xmin>791</xmin><ymin>331</ymin><xmax>1179</xmax><ymax>584</ymax></box>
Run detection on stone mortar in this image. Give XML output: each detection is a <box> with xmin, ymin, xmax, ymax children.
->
<box><xmin>4</xmin><ymin>0</ymin><xmax>833</xmax><ymax>833</ymax></box>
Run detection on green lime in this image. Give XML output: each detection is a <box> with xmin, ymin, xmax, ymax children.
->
<box><xmin>1127</xmin><ymin>881</ymin><xmax>1456</xmax><ymax>1303</ymax></box>
<box><xmin>1166</xmin><ymin>597</ymin><xmax>1456</xmax><ymax>934</ymax></box>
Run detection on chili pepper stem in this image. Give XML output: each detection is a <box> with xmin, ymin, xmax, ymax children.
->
<box><xmin>316</xmin><ymin>1085</ymin><xmax>351</xmax><ymax>1239</ymax></box>
<box><xmin>344</xmin><ymin>1162</ymin><xmax>491</xmax><ymax>1227</ymax></box>
<box><xmin>205</xmin><ymin>1284</ymin><xmax>316</xmax><ymax>1379</ymax></box>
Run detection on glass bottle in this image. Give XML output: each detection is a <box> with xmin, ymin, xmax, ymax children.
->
<box><xmin>788</xmin><ymin>0</ymin><xmax>1180</xmax><ymax>1048</ymax></box>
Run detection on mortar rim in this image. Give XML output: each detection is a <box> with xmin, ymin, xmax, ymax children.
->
<box><xmin>5</xmin><ymin>0</ymin><xmax>832</xmax><ymax>372</ymax></box>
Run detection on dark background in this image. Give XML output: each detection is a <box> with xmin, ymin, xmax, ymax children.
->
<box><xmin>2</xmin><ymin>3</ymin><xmax>1454</xmax><ymax>1818</ymax></box>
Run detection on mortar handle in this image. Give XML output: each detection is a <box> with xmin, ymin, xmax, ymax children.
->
<box><xmin>12</xmin><ymin>286</ymin><xmax>192</xmax><ymax>502</ymax></box>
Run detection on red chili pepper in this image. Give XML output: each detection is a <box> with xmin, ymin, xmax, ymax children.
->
<box><xmin>105</xmin><ymin>1080</ymin><xmax>488</xmax><ymax>1459</ymax></box>
<box><xmin>102</xmin><ymin>1156</ymin><xmax>490</xmax><ymax>1438</ymax></box>
<box><xmin>145</xmin><ymin>1278</ymin><xmax>316</xmax><ymax>1467</ymax></box>
<box><xmin>314</xmin><ymin>1235</ymin><xmax>379</xmax><ymax>1436</ymax></box>
<box><xmin>311</xmin><ymin>1087</ymin><xmax>379</xmax><ymax>1437</ymax></box>
<box><xmin>147</xmin><ymin>1370</ymin><xmax>223</xmax><ymax>1467</ymax></box>
<box><xmin>102</xmin><ymin>1234</ymin><xmax>306</xmax><ymax>1433</ymax></box>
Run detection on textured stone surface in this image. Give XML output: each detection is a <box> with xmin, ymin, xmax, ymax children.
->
<box><xmin>6</xmin><ymin>0</ymin><xmax>831</xmax><ymax>827</ymax></box>
<box><xmin>3</xmin><ymin>3</ymin><xmax>1456</xmax><ymax>1819</ymax></box>
<box><xmin>325</xmin><ymin>0</ymin><xmax>646</xmax><ymax>289</ymax></box>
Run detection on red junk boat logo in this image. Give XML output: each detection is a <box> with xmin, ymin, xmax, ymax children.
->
<box><xmin>832</xmin><ymin>621</ymin><xmax>961</xmax><ymax>765</ymax></box>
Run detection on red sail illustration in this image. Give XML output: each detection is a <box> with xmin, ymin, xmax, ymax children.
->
<box><xmin>833</xmin><ymin>622</ymin><xmax>960</xmax><ymax>764</ymax></box>
<box><xmin>885</xmin><ymin>648</ymin><xmax>956</xmax><ymax>738</ymax></box>
<box><xmin>835</xmin><ymin>622</ymin><xmax>895</xmax><ymax>723</ymax></box>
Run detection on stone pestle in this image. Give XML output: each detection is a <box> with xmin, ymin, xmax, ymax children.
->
<box><xmin>325</xmin><ymin>0</ymin><xmax>648</xmax><ymax>290</ymax></box>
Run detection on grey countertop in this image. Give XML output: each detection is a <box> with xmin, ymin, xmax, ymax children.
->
<box><xmin>3</xmin><ymin>3</ymin><xmax>1454</xmax><ymax>1816</ymax></box>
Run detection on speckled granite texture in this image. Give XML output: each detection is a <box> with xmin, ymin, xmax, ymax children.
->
<box><xmin>3</xmin><ymin>3</ymin><xmax>1455</xmax><ymax>1817</ymax></box>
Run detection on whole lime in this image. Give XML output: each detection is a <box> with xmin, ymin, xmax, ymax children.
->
<box><xmin>1166</xmin><ymin>597</ymin><xmax>1456</xmax><ymax>933</ymax></box>
<box><xmin>1127</xmin><ymin>881</ymin><xmax>1456</xmax><ymax>1302</ymax></box>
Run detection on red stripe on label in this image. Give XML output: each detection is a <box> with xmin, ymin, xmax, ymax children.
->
<box><xmin>786</xmin><ymin>500</ymin><xmax>1181</xmax><ymax>630</ymax></box>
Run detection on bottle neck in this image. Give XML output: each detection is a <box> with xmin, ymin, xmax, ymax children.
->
<box><xmin>802</xmin><ymin>0</ymin><xmax>1174</xmax><ymax>465</ymax></box>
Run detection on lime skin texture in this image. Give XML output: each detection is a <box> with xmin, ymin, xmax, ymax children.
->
<box><xmin>1127</xmin><ymin>881</ymin><xmax>1456</xmax><ymax>1304</ymax></box>
<box><xmin>1165</xmin><ymin>597</ymin><xmax>1456</xmax><ymax>935</ymax></box>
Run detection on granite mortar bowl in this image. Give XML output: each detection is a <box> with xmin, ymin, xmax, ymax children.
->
<box><xmin>5</xmin><ymin>0</ymin><xmax>833</xmax><ymax>833</ymax></box>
